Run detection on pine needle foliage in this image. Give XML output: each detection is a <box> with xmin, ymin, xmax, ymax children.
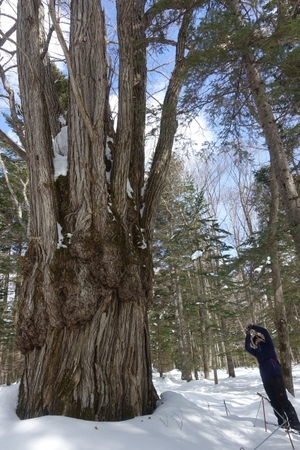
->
<box><xmin>150</xmin><ymin>155</ymin><xmax>239</xmax><ymax>375</ymax></box>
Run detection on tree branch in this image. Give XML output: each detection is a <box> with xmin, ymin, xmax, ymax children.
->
<box><xmin>0</xmin><ymin>128</ymin><xmax>27</xmax><ymax>161</ymax></box>
<box><xmin>0</xmin><ymin>62</ymin><xmax>26</xmax><ymax>147</ymax></box>
<box><xmin>40</xmin><ymin>25</ymin><xmax>55</xmax><ymax>61</ymax></box>
<box><xmin>145</xmin><ymin>0</ymin><xmax>204</xmax><ymax>28</ymax></box>
<box><xmin>0</xmin><ymin>22</ymin><xmax>17</xmax><ymax>47</ymax></box>
<box><xmin>0</xmin><ymin>152</ymin><xmax>27</xmax><ymax>229</ymax></box>
<box><xmin>142</xmin><ymin>7</ymin><xmax>194</xmax><ymax>237</ymax></box>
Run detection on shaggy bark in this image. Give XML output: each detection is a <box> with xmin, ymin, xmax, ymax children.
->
<box><xmin>15</xmin><ymin>0</ymin><xmax>194</xmax><ymax>420</ymax></box>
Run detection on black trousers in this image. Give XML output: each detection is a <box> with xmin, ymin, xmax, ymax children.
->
<box><xmin>263</xmin><ymin>375</ymin><xmax>300</xmax><ymax>428</ymax></box>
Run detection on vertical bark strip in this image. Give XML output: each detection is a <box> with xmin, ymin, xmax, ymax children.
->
<box><xmin>112</xmin><ymin>0</ymin><xmax>135</xmax><ymax>218</ymax></box>
<box><xmin>68</xmin><ymin>0</ymin><xmax>107</xmax><ymax>235</ymax></box>
<box><xmin>16</xmin><ymin>0</ymin><xmax>57</xmax><ymax>354</ymax></box>
<box><xmin>174</xmin><ymin>274</ymin><xmax>192</xmax><ymax>381</ymax></box>
<box><xmin>268</xmin><ymin>165</ymin><xmax>294</xmax><ymax>395</ymax></box>
<box><xmin>130</xmin><ymin>0</ymin><xmax>147</xmax><ymax>211</ymax></box>
<box><xmin>17</xmin><ymin>0</ymin><xmax>57</xmax><ymax>246</ymax></box>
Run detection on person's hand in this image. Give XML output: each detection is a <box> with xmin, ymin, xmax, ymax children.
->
<box><xmin>245</xmin><ymin>324</ymin><xmax>252</xmax><ymax>333</ymax></box>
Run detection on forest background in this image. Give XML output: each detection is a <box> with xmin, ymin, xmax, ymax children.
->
<box><xmin>0</xmin><ymin>0</ymin><xmax>300</xmax><ymax>419</ymax></box>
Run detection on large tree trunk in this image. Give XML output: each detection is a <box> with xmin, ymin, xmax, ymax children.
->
<box><xmin>17</xmin><ymin>297</ymin><xmax>154</xmax><ymax>420</ymax></box>
<box><xmin>15</xmin><ymin>0</ymin><xmax>192</xmax><ymax>420</ymax></box>
<box><xmin>16</xmin><ymin>0</ymin><xmax>154</xmax><ymax>421</ymax></box>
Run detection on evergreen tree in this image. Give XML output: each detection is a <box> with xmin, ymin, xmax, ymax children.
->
<box><xmin>151</xmin><ymin>156</ymin><xmax>236</xmax><ymax>379</ymax></box>
<box><xmin>0</xmin><ymin>150</ymin><xmax>28</xmax><ymax>385</ymax></box>
<box><xmin>182</xmin><ymin>0</ymin><xmax>300</xmax><ymax>258</ymax></box>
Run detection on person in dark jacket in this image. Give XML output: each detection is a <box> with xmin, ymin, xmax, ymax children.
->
<box><xmin>245</xmin><ymin>324</ymin><xmax>300</xmax><ymax>433</ymax></box>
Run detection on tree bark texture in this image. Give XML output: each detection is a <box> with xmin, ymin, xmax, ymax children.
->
<box><xmin>193</xmin><ymin>258</ymin><xmax>210</xmax><ymax>379</ymax></box>
<box><xmin>221</xmin><ymin>317</ymin><xmax>236</xmax><ymax>378</ymax></box>
<box><xmin>15</xmin><ymin>0</ymin><xmax>192</xmax><ymax>420</ymax></box>
<box><xmin>268</xmin><ymin>165</ymin><xmax>294</xmax><ymax>395</ymax></box>
<box><xmin>173</xmin><ymin>274</ymin><xmax>192</xmax><ymax>382</ymax></box>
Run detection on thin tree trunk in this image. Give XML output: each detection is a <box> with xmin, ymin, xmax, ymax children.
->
<box><xmin>193</xmin><ymin>258</ymin><xmax>210</xmax><ymax>379</ymax></box>
<box><xmin>209</xmin><ymin>326</ymin><xmax>218</xmax><ymax>385</ymax></box>
<box><xmin>156</xmin><ymin>318</ymin><xmax>164</xmax><ymax>378</ymax></box>
<box><xmin>173</xmin><ymin>274</ymin><xmax>192</xmax><ymax>382</ymax></box>
<box><xmin>0</xmin><ymin>343</ymin><xmax>4</xmax><ymax>385</ymax></box>
<box><xmin>190</xmin><ymin>331</ymin><xmax>199</xmax><ymax>380</ymax></box>
<box><xmin>221</xmin><ymin>317</ymin><xmax>236</xmax><ymax>378</ymax></box>
<box><xmin>268</xmin><ymin>165</ymin><xmax>294</xmax><ymax>395</ymax></box>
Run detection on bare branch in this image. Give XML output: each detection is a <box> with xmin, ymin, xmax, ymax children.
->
<box><xmin>0</xmin><ymin>152</ymin><xmax>27</xmax><ymax>229</ymax></box>
<box><xmin>143</xmin><ymin>7</ymin><xmax>194</xmax><ymax>235</ymax></box>
<box><xmin>0</xmin><ymin>22</ymin><xmax>17</xmax><ymax>47</ymax></box>
<box><xmin>40</xmin><ymin>25</ymin><xmax>55</xmax><ymax>61</ymax></box>
<box><xmin>147</xmin><ymin>37</ymin><xmax>178</xmax><ymax>47</ymax></box>
<box><xmin>0</xmin><ymin>63</ymin><xmax>26</xmax><ymax>146</ymax></box>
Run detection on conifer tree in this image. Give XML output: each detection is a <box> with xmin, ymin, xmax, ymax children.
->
<box><xmin>182</xmin><ymin>0</ymin><xmax>300</xmax><ymax>258</ymax></box>
<box><xmin>0</xmin><ymin>149</ymin><xmax>28</xmax><ymax>385</ymax></box>
<box><xmin>151</xmin><ymin>156</ymin><xmax>236</xmax><ymax>379</ymax></box>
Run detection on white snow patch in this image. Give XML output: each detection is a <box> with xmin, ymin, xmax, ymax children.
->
<box><xmin>2</xmin><ymin>367</ymin><xmax>300</xmax><ymax>450</ymax></box>
<box><xmin>127</xmin><ymin>179</ymin><xmax>133</xmax><ymax>198</ymax></box>
<box><xmin>106</xmin><ymin>137</ymin><xmax>113</xmax><ymax>183</ymax></box>
<box><xmin>53</xmin><ymin>126</ymin><xmax>68</xmax><ymax>156</ymax></box>
<box><xmin>191</xmin><ymin>250</ymin><xmax>203</xmax><ymax>260</ymax></box>
<box><xmin>57</xmin><ymin>223</ymin><xmax>67</xmax><ymax>249</ymax></box>
<box><xmin>53</xmin><ymin>126</ymin><xmax>68</xmax><ymax>180</ymax></box>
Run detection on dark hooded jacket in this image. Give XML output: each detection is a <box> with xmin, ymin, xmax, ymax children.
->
<box><xmin>245</xmin><ymin>324</ymin><xmax>282</xmax><ymax>381</ymax></box>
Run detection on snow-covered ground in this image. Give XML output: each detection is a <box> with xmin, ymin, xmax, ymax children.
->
<box><xmin>1</xmin><ymin>366</ymin><xmax>300</xmax><ymax>449</ymax></box>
